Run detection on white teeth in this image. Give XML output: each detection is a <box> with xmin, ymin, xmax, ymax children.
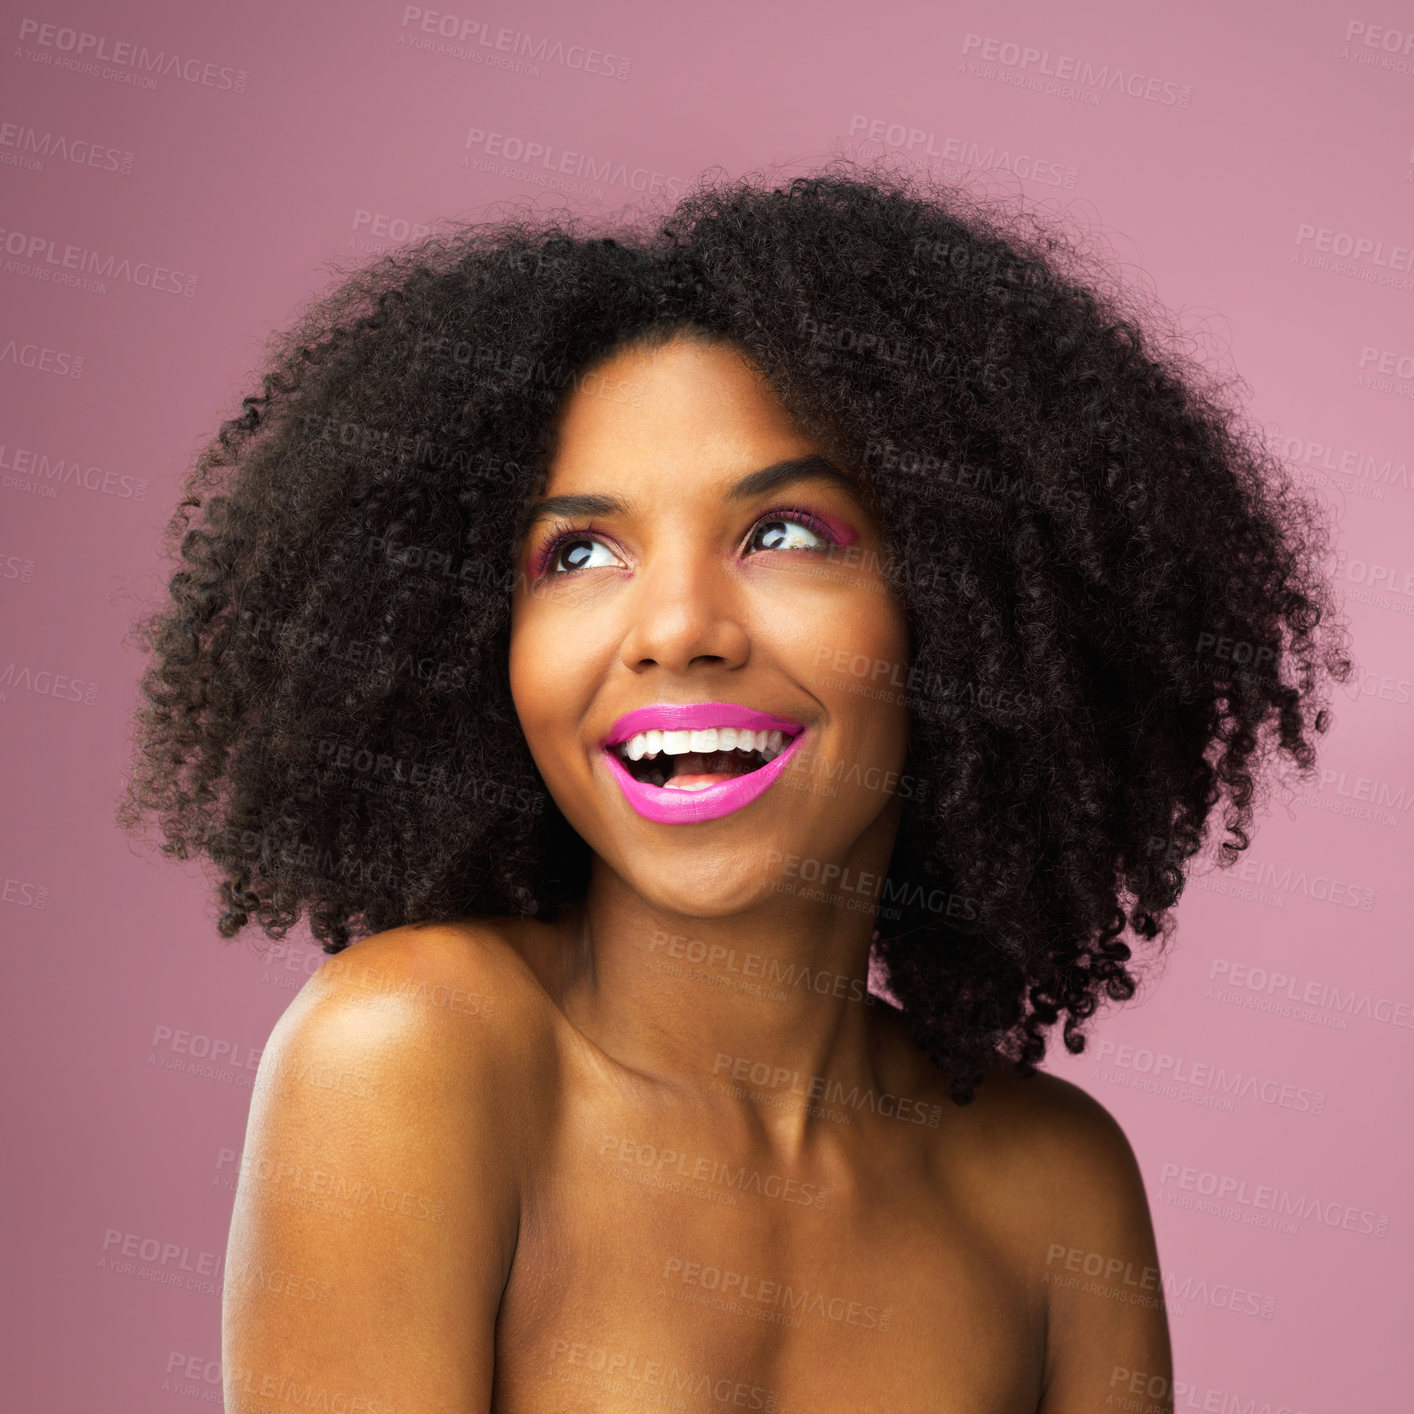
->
<box><xmin>613</xmin><ymin>725</ymin><xmax>796</xmax><ymax>761</ymax></box>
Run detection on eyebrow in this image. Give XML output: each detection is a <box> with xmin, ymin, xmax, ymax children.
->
<box><xmin>521</xmin><ymin>454</ymin><xmax>860</xmax><ymax>531</ymax></box>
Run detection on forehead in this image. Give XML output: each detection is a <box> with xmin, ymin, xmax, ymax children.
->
<box><xmin>543</xmin><ymin>335</ymin><xmax>815</xmax><ymax>490</ymax></box>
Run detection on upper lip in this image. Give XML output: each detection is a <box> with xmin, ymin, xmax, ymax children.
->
<box><xmin>601</xmin><ymin>702</ymin><xmax>807</xmax><ymax>748</ymax></box>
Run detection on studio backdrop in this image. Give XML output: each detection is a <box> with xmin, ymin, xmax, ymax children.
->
<box><xmin>1</xmin><ymin>0</ymin><xmax>1409</xmax><ymax>1409</ymax></box>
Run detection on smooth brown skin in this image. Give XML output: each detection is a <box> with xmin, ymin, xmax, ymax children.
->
<box><xmin>223</xmin><ymin>336</ymin><xmax>1174</xmax><ymax>1414</ymax></box>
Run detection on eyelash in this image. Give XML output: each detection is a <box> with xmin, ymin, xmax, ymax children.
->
<box><xmin>530</xmin><ymin>503</ymin><xmax>841</xmax><ymax>579</ymax></box>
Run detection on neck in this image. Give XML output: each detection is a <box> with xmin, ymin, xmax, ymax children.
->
<box><xmin>545</xmin><ymin>811</ymin><xmax>910</xmax><ymax>1158</ymax></box>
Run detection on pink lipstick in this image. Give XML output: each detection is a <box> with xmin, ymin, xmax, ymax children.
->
<box><xmin>599</xmin><ymin>702</ymin><xmax>808</xmax><ymax>825</ymax></box>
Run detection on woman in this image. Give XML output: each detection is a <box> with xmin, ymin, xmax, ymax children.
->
<box><xmin>118</xmin><ymin>162</ymin><xmax>1350</xmax><ymax>1413</ymax></box>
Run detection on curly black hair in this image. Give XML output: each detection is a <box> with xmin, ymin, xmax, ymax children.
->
<box><xmin>116</xmin><ymin>157</ymin><xmax>1352</xmax><ymax>1105</ymax></box>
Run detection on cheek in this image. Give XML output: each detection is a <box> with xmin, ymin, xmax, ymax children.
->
<box><xmin>870</xmin><ymin>593</ymin><xmax>911</xmax><ymax>659</ymax></box>
<box><xmin>507</xmin><ymin>610</ymin><xmax>554</xmax><ymax>745</ymax></box>
<box><xmin>833</xmin><ymin>589</ymin><xmax>910</xmax><ymax>671</ymax></box>
<box><xmin>508</xmin><ymin>603</ymin><xmax>603</xmax><ymax>764</ymax></box>
<box><xmin>819</xmin><ymin>594</ymin><xmax>912</xmax><ymax>739</ymax></box>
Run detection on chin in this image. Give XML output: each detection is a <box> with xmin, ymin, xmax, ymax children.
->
<box><xmin>617</xmin><ymin>850</ymin><xmax>786</xmax><ymax>922</ymax></box>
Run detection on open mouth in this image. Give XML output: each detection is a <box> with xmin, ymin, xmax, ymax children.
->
<box><xmin>610</xmin><ymin>728</ymin><xmax>794</xmax><ymax>792</ymax></box>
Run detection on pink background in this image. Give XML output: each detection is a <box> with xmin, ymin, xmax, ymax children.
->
<box><xmin>2</xmin><ymin>0</ymin><xmax>1411</xmax><ymax>1407</ymax></box>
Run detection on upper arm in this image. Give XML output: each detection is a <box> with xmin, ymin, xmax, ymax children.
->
<box><xmin>1027</xmin><ymin>1077</ymin><xmax>1173</xmax><ymax>1414</ymax></box>
<box><xmin>221</xmin><ymin>926</ymin><xmax>532</xmax><ymax>1414</ymax></box>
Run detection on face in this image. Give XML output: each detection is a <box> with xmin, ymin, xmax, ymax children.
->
<box><xmin>508</xmin><ymin>333</ymin><xmax>912</xmax><ymax>917</ymax></box>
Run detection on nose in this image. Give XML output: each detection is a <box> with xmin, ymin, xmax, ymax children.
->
<box><xmin>617</xmin><ymin>543</ymin><xmax>751</xmax><ymax>674</ymax></box>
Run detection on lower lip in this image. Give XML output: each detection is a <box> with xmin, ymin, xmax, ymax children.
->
<box><xmin>601</xmin><ymin>731</ymin><xmax>807</xmax><ymax>825</ymax></box>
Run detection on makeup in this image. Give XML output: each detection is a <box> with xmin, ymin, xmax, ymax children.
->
<box><xmin>599</xmin><ymin>703</ymin><xmax>808</xmax><ymax>825</ymax></box>
<box><xmin>755</xmin><ymin>503</ymin><xmax>859</xmax><ymax>550</ymax></box>
<box><xmin>528</xmin><ymin>500</ymin><xmax>860</xmax><ymax>582</ymax></box>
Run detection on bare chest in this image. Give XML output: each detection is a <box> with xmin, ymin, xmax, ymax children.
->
<box><xmin>487</xmin><ymin>1082</ymin><xmax>1046</xmax><ymax>1414</ymax></box>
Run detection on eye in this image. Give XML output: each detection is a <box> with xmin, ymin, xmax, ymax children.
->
<box><xmin>536</xmin><ymin>527</ymin><xmax>623</xmax><ymax>577</ymax></box>
<box><xmin>745</xmin><ymin>505</ymin><xmax>834</xmax><ymax>555</ymax></box>
<box><xmin>530</xmin><ymin>503</ymin><xmax>840</xmax><ymax>579</ymax></box>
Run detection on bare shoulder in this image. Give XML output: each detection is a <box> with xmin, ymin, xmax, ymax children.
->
<box><xmin>948</xmin><ymin>1059</ymin><xmax>1160</xmax><ymax>1268</ymax></box>
<box><xmin>223</xmin><ymin>916</ymin><xmax>561</xmax><ymax>1414</ymax></box>
<box><xmin>297</xmin><ymin>914</ymin><xmax>562</xmax><ymax>1045</ymax></box>
<box><xmin>263</xmin><ymin>915</ymin><xmax>564</xmax><ymax>1138</ymax></box>
<box><xmin>950</xmin><ymin>1058</ymin><xmax>1173</xmax><ymax>1414</ymax></box>
<box><xmin>958</xmin><ymin>1060</ymin><xmax>1145</xmax><ymax>1191</ymax></box>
